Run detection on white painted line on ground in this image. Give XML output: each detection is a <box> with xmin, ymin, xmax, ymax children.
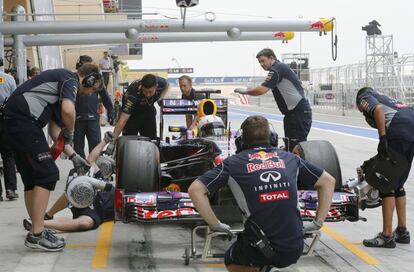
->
<box><xmin>229</xmin><ymin>111</ymin><xmax>378</xmax><ymax>142</ymax></box>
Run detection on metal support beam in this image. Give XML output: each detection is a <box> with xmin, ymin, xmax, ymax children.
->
<box><xmin>0</xmin><ymin>18</ymin><xmax>333</xmax><ymax>35</ymax></box>
<box><xmin>0</xmin><ymin>0</ymin><xmax>3</xmax><ymax>71</ymax></box>
<box><xmin>11</xmin><ymin>5</ymin><xmax>27</xmax><ymax>85</ymax></box>
<box><xmin>3</xmin><ymin>32</ymin><xmax>295</xmax><ymax>46</ymax></box>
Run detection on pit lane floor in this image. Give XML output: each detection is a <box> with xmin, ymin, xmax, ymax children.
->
<box><xmin>0</xmin><ymin>105</ymin><xmax>413</xmax><ymax>272</ymax></box>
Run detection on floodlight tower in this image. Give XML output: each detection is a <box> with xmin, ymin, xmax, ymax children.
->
<box><xmin>363</xmin><ymin>20</ymin><xmax>404</xmax><ymax>100</ymax></box>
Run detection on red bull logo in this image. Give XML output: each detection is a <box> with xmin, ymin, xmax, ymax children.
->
<box><xmin>310</xmin><ymin>21</ymin><xmax>324</xmax><ymax>29</ymax></box>
<box><xmin>248</xmin><ymin>151</ymin><xmax>278</xmax><ymax>162</ymax></box>
<box><xmin>274</xmin><ymin>32</ymin><xmax>286</xmax><ymax>38</ymax></box>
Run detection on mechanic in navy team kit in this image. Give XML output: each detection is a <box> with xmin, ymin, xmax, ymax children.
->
<box><xmin>189</xmin><ymin>115</ymin><xmax>335</xmax><ymax>271</ymax></box>
<box><xmin>74</xmin><ymin>55</ymin><xmax>114</xmax><ymax>159</ymax></box>
<box><xmin>234</xmin><ymin>48</ymin><xmax>312</xmax><ymax>151</ymax></box>
<box><xmin>112</xmin><ymin>74</ymin><xmax>169</xmax><ymax>140</ymax></box>
<box><xmin>23</xmin><ymin>131</ymin><xmax>115</xmax><ymax>233</ymax></box>
<box><xmin>356</xmin><ymin>87</ymin><xmax>413</xmax><ymax>248</ymax></box>
<box><xmin>2</xmin><ymin>63</ymin><xmax>102</xmax><ymax>252</ymax></box>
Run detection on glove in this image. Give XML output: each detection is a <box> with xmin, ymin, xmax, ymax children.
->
<box><xmin>234</xmin><ymin>88</ymin><xmax>247</xmax><ymax>95</ymax></box>
<box><xmin>210</xmin><ymin>222</ymin><xmax>236</xmax><ymax>238</ymax></box>
<box><xmin>303</xmin><ymin>219</ymin><xmax>323</xmax><ymax>234</ymax></box>
<box><xmin>378</xmin><ymin>135</ymin><xmax>391</xmax><ymax>160</ymax></box>
<box><xmin>104</xmin><ymin>142</ymin><xmax>116</xmax><ymax>156</ymax></box>
<box><xmin>59</xmin><ymin>128</ymin><xmax>74</xmax><ymax>145</ymax></box>
<box><xmin>70</xmin><ymin>153</ymin><xmax>90</xmax><ymax>175</ymax></box>
<box><xmin>103</xmin><ymin>131</ymin><xmax>114</xmax><ymax>144</ymax></box>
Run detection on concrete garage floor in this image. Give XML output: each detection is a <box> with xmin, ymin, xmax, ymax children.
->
<box><xmin>0</xmin><ymin>105</ymin><xmax>413</xmax><ymax>272</ymax></box>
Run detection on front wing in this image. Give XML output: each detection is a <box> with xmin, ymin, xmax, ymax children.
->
<box><xmin>116</xmin><ymin>190</ymin><xmax>360</xmax><ymax>224</ymax></box>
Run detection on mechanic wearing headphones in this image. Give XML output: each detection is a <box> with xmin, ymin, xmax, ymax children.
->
<box><xmin>179</xmin><ymin>75</ymin><xmax>205</xmax><ymax>128</ymax></box>
<box><xmin>23</xmin><ymin>131</ymin><xmax>115</xmax><ymax>233</ymax></box>
<box><xmin>2</xmin><ymin>63</ymin><xmax>101</xmax><ymax>252</ymax></box>
<box><xmin>74</xmin><ymin>55</ymin><xmax>114</xmax><ymax>159</ymax></box>
<box><xmin>112</xmin><ymin>74</ymin><xmax>169</xmax><ymax>140</ymax></box>
<box><xmin>189</xmin><ymin>115</ymin><xmax>335</xmax><ymax>271</ymax></box>
<box><xmin>234</xmin><ymin>48</ymin><xmax>312</xmax><ymax>152</ymax></box>
<box><xmin>356</xmin><ymin>87</ymin><xmax>413</xmax><ymax>248</ymax></box>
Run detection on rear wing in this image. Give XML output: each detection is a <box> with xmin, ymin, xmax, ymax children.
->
<box><xmin>159</xmin><ymin>98</ymin><xmax>228</xmax><ymax>139</ymax></box>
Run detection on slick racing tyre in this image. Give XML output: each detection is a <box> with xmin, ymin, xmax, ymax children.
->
<box><xmin>295</xmin><ymin>140</ymin><xmax>342</xmax><ymax>190</ymax></box>
<box><xmin>116</xmin><ymin>137</ymin><xmax>159</xmax><ymax>192</ymax></box>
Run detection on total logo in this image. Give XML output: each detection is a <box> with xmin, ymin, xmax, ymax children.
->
<box><xmin>260</xmin><ymin>171</ymin><xmax>281</xmax><ymax>183</ymax></box>
<box><xmin>259</xmin><ymin>190</ymin><xmax>289</xmax><ymax>203</ymax></box>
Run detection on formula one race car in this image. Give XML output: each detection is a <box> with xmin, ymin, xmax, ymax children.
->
<box><xmin>113</xmin><ymin>90</ymin><xmax>367</xmax><ymax>224</ymax></box>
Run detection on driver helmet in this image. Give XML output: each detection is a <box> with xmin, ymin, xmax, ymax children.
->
<box><xmin>197</xmin><ymin>115</ymin><xmax>225</xmax><ymax>137</ymax></box>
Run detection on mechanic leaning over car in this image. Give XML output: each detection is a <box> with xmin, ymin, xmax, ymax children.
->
<box><xmin>356</xmin><ymin>87</ymin><xmax>414</xmax><ymax>248</ymax></box>
<box><xmin>179</xmin><ymin>75</ymin><xmax>205</xmax><ymax>128</ymax></box>
<box><xmin>74</xmin><ymin>55</ymin><xmax>114</xmax><ymax>159</ymax></box>
<box><xmin>188</xmin><ymin>115</ymin><xmax>335</xmax><ymax>271</ymax></box>
<box><xmin>234</xmin><ymin>48</ymin><xmax>312</xmax><ymax>152</ymax></box>
<box><xmin>1</xmin><ymin>63</ymin><xmax>101</xmax><ymax>252</ymax></box>
<box><xmin>0</xmin><ymin>57</ymin><xmax>19</xmax><ymax>201</ymax></box>
<box><xmin>112</xmin><ymin>74</ymin><xmax>169</xmax><ymax>140</ymax></box>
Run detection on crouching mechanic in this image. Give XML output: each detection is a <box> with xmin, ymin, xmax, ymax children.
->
<box><xmin>356</xmin><ymin>87</ymin><xmax>414</xmax><ymax>247</ymax></box>
<box><xmin>188</xmin><ymin>115</ymin><xmax>335</xmax><ymax>271</ymax></box>
<box><xmin>23</xmin><ymin>131</ymin><xmax>115</xmax><ymax>232</ymax></box>
<box><xmin>2</xmin><ymin>64</ymin><xmax>101</xmax><ymax>251</ymax></box>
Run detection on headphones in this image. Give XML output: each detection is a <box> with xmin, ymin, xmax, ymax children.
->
<box><xmin>82</xmin><ymin>72</ymin><xmax>102</xmax><ymax>88</ymax></box>
<box><xmin>235</xmin><ymin>121</ymin><xmax>278</xmax><ymax>153</ymax></box>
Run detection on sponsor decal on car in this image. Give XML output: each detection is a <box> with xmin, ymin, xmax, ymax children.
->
<box><xmin>126</xmin><ymin>193</ymin><xmax>157</xmax><ymax>206</ymax></box>
<box><xmin>137</xmin><ymin>207</ymin><xmax>198</xmax><ymax>219</ymax></box>
<box><xmin>301</xmin><ymin>208</ymin><xmax>342</xmax><ymax>221</ymax></box>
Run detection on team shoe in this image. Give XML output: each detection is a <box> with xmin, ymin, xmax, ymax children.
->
<box><xmin>24</xmin><ymin>230</ymin><xmax>65</xmax><ymax>252</ymax></box>
<box><xmin>363</xmin><ymin>232</ymin><xmax>396</xmax><ymax>248</ymax></box>
<box><xmin>22</xmin><ymin>219</ymin><xmax>64</xmax><ymax>240</ymax></box>
<box><xmin>393</xmin><ymin>227</ymin><xmax>410</xmax><ymax>244</ymax></box>
<box><xmin>44</xmin><ymin>213</ymin><xmax>54</xmax><ymax>220</ymax></box>
<box><xmin>23</xmin><ymin>218</ymin><xmax>32</xmax><ymax>231</ymax></box>
<box><xmin>6</xmin><ymin>190</ymin><xmax>19</xmax><ymax>200</ymax></box>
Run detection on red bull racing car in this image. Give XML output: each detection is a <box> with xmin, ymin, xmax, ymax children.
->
<box><xmin>114</xmin><ymin>90</ymin><xmax>366</xmax><ymax>225</ymax></box>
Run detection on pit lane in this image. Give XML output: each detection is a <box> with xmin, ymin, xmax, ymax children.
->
<box><xmin>0</xmin><ymin>104</ymin><xmax>413</xmax><ymax>272</ymax></box>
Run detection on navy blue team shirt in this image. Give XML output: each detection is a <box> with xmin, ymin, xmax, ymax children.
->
<box><xmin>181</xmin><ymin>88</ymin><xmax>205</xmax><ymax>100</ymax></box>
<box><xmin>357</xmin><ymin>88</ymin><xmax>414</xmax><ymax>142</ymax></box>
<box><xmin>121</xmin><ymin>76</ymin><xmax>168</xmax><ymax>115</ymax></box>
<box><xmin>262</xmin><ymin>61</ymin><xmax>311</xmax><ymax>114</ymax></box>
<box><xmin>4</xmin><ymin>69</ymin><xmax>78</xmax><ymax>127</ymax></box>
<box><xmin>197</xmin><ymin>144</ymin><xmax>323</xmax><ymax>253</ymax></box>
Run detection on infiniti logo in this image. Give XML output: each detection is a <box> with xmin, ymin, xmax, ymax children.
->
<box><xmin>260</xmin><ymin>171</ymin><xmax>281</xmax><ymax>183</ymax></box>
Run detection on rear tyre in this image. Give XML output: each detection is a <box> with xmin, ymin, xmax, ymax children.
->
<box><xmin>296</xmin><ymin>140</ymin><xmax>342</xmax><ymax>190</ymax></box>
<box><xmin>116</xmin><ymin>138</ymin><xmax>159</xmax><ymax>192</ymax></box>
